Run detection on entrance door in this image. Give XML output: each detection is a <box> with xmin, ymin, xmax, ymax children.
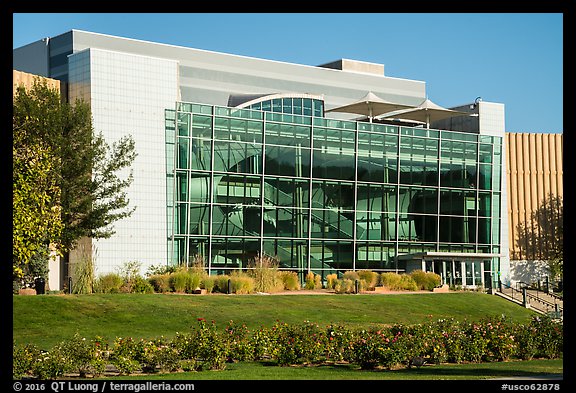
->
<box><xmin>427</xmin><ymin>258</ymin><xmax>485</xmax><ymax>289</ymax></box>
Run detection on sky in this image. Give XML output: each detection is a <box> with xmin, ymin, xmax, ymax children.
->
<box><xmin>13</xmin><ymin>13</ymin><xmax>563</xmax><ymax>133</ymax></box>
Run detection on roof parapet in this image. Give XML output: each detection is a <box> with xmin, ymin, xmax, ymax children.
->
<box><xmin>317</xmin><ymin>58</ymin><xmax>385</xmax><ymax>76</ymax></box>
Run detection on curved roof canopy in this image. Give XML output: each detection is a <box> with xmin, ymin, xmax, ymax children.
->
<box><xmin>228</xmin><ymin>92</ymin><xmax>324</xmax><ymax>109</ymax></box>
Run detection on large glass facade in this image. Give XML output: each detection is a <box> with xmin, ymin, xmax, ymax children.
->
<box><xmin>165</xmin><ymin>102</ymin><xmax>502</xmax><ymax>282</ymax></box>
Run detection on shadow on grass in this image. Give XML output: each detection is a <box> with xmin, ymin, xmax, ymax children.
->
<box><xmin>257</xmin><ymin>360</ymin><xmax>562</xmax><ymax>379</ymax></box>
<box><xmin>388</xmin><ymin>365</ymin><xmax>562</xmax><ymax>379</ymax></box>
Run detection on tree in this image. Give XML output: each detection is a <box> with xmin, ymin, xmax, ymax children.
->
<box><xmin>58</xmin><ymin>99</ymin><xmax>137</xmax><ymax>250</ymax></box>
<box><xmin>13</xmin><ymin>81</ymin><xmax>63</xmax><ymax>286</ymax></box>
<box><xmin>13</xmin><ymin>78</ymin><xmax>137</xmax><ymax>285</ymax></box>
<box><xmin>516</xmin><ymin>193</ymin><xmax>563</xmax><ymax>280</ymax></box>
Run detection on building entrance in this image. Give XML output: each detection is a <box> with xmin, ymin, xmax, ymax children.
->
<box><xmin>427</xmin><ymin>258</ymin><xmax>490</xmax><ymax>289</ymax></box>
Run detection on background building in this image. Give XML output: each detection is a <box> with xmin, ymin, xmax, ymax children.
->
<box><xmin>505</xmin><ymin>132</ymin><xmax>563</xmax><ymax>284</ymax></box>
<box><xmin>13</xmin><ymin>30</ymin><xmax>509</xmax><ymax>289</ymax></box>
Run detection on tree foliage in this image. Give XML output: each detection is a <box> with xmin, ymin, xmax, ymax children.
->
<box><xmin>13</xmin><ymin>81</ymin><xmax>63</xmax><ymax>281</ymax></box>
<box><xmin>13</xmin><ymin>77</ymin><xmax>137</xmax><ymax>283</ymax></box>
<box><xmin>57</xmin><ymin>100</ymin><xmax>136</xmax><ymax>249</ymax></box>
<box><xmin>516</xmin><ymin>193</ymin><xmax>563</xmax><ymax>279</ymax></box>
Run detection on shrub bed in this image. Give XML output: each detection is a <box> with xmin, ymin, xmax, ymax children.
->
<box><xmin>13</xmin><ymin>316</ymin><xmax>562</xmax><ymax>379</ymax></box>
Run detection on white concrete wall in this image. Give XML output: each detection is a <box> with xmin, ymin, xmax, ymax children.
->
<box><xmin>509</xmin><ymin>259</ymin><xmax>550</xmax><ymax>286</ymax></box>
<box><xmin>68</xmin><ymin>48</ymin><xmax>178</xmax><ymax>276</ymax></box>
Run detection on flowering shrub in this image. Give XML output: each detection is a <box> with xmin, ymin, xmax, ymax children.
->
<box><xmin>482</xmin><ymin>317</ymin><xmax>517</xmax><ymax>361</ymax></box>
<box><xmin>514</xmin><ymin>322</ymin><xmax>539</xmax><ymax>360</ymax></box>
<box><xmin>224</xmin><ymin>320</ymin><xmax>254</xmax><ymax>362</ymax></box>
<box><xmin>350</xmin><ymin>328</ymin><xmax>389</xmax><ymax>369</ymax></box>
<box><xmin>531</xmin><ymin>316</ymin><xmax>563</xmax><ymax>359</ymax></box>
<box><xmin>109</xmin><ymin>337</ymin><xmax>143</xmax><ymax>375</ymax></box>
<box><xmin>138</xmin><ymin>337</ymin><xmax>180</xmax><ymax>373</ymax></box>
<box><xmin>30</xmin><ymin>346</ymin><xmax>74</xmax><ymax>379</ymax></box>
<box><xmin>248</xmin><ymin>325</ymin><xmax>275</xmax><ymax>361</ymax></box>
<box><xmin>13</xmin><ymin>343</ymin><xmax>41</xmax><ymax>379</ymax></box>
<box><xmin>270</xmin><ymin>321</ymin><xmax>328</xmax><ymax>366</ymax></box>
<box><xmin>325</xmin><ymin>324</ymin><xmax>355</xmax><ymax>362</ymax></box>
<box><xmin>13</xmin><ymin>316</ymin><xmax>563</xmax><ymax>379</ymax></box>
<box><xmin>193</xmin><ymin>318</ymin><xmax>228</xmax><ymax>370</ymax></box>
<box><xmin>58</xmin><ymin>333</ymin><xmax>107</xmax><ymax>377</ymax></box>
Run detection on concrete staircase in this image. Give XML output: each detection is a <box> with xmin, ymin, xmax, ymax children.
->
<box><xmin>496</xmin><ymin>284</ymin><xmax>563</xmax><ymax>319</ymax></box>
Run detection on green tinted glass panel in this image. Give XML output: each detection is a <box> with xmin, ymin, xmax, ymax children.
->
<box><xmin>189</xmin><ymin>172</ymin><xmax>211</xmax><ymax>203</ymax></box>
<box><xmin>189</xmin><ymin>205</ymin><xmax>209</xmax><ymax>235</ymax></box>
<box><xmin>264</xmin><ymin>145</ymin><xmax>311</xmax><ymax>177</ymax></box>
<box><xmin>263</xmin><ymin>207</ymin><xmax>309</xmax><ymax>238</ymax></box>
<box><xmin>492</xmin><ymin>166</ymin><xmax>501</xmax><ymax>191</ymax></box>
<box><xmin>479</xmin><ymin>143</ymin><xmax>492</xmax><ymax>163</ymax></box>
<box><xmin>439</xmin><ymin>189</ymin><xmax>476</xmax><ymax>216</ymax></box>
<box><xmin>178</xmin><ymin>113</ymin><xmax>190</xmax><ymax>136</ymax></box>
<box><xmin>177</xmin><ymin>138</ymin><xmax>189</xmax><ymax>169</ymax></box>
<box><xmin>355</xmin><ymin>211</ymin><xmax>396</xmax><ymax>241</ymax></box>
<box><xmin>263</xmin><ymin>177</ymin><xmax>310</xmax><ymax>208</ymax></box>
<box><xmin>440</xmin><ymin>162</ymin><xmax>477</xmax><ymax>188</ymax></box>
<box><xmin>282</xmin><ymin>98</ymin><xmax>292</xmax><ymax>113</ymax></box>
<box><xmin>478</xmin><ymin>192</ymin><xmax>491</xmax><ymax>217</ymax></box>
<box><xmin>214</xmin><ymin>174</ymin><xmax>261</xmax><ymax>205</ymax></box>
<box><xmin>190</xmin><ymin>138</ymin><xmax>211</xmax><ymax>170</ymax></box>
<box><xmin>175</xmin><ymin>202</ymin><xmax>188</xmax><ymax>235</ymax></box>
<box><xmin>357</xmin><ymin>154</ymin><xmax>398</xmax><ymax>183</ymax></box>
<box><xmin>176</xmin><ymin>172</ymin><xmax>188</xmax><ymax>201</ymax></box>
<box><xmin>312</xmin><ymin>149</ymin><xmax>355</xmax><ymax>180</ymax></box>
<box><xmin>478</xmin><ymin>164</ymin><xmax>492</xmax><ymax>190</ymax></box>
<box><xmin>213</xmin><ymin>140</ymin><xmax>262</xmax><ymax>174</ymax></box>
<box><xmin>272</xmin><ymin>99</ymin><xmax>282</xmax><ymax>112</ymax></box>
<box><xmin>191</xmin><ymin>115</ymin><xmax>212</xmax><ymax>139</ymax></box>
<box><xmin>293</xmin><ymin>98</ymin><xmax>302</xmax><ymax>115</ymax></box>
<box><xmin>491</xmin><ymin>218</ymin><xmax>500</xmax><ymax>244</ymax></box>
<box><xmin>303</xmin><ymin>98</ymin><xmax>312</xmax><ymax>116</ymax></box>
<box><xmin>310</xmin><ymin>209</ymin><xmax>353</xmax><ymax>239</ymax></box>
<box><xmin>356</xmin><ymin>183</ymin><xmax>397</xmax><ymax>212</ymax></box>
<box><xmin>399</xmin><ymin>158</ymin><xmax>439</xmax><ymax>186</ymax></box>
<box><xmin>313</xmin><ymin>99</ymin><xmax>323</xmax><ymax>117</ymax></box>
<box><xmin>265</xmin><ymin>122</ymin><xmax>310</xmax><ymax>147</ymax></box>
<box><xmin>311</xmin><ymin>181</ymin><xmax>355</xmax><ymax>210</ymax></box>
<box><xmin>478</xmin><ymin>217</ymin><xmax>491</xmax><ymax>244</ymax></box>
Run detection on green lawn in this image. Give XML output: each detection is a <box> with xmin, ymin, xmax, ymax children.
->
<box><xmin>13</xmin><ymin>291</ymin><xmax>539</xmax><ymax>349</ymax></box>
<box><xmin>119</xmin><ymin>358</ymin><xmax>563</xmax><ymax>380</ymax></box>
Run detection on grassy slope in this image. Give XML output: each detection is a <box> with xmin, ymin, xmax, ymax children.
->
<box><xmin>13</xmin><ymin>291</ymin><xmax>539</xmax><ymax>349</ymax></box>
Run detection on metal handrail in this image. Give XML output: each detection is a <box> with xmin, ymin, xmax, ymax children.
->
<box><xmin>516</xmin><ymin>281</ymin><xmax>563</xmax><ymax>303</ymax></box>
<box><xmin>499</xmin><ymin>280</ymin><xmax>563</xmax><ymax>318</ymax></box>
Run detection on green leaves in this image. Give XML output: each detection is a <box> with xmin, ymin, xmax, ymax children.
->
<box><xmin>13</xmin><ymin>80</ymin><xmax>63</xmax><ymax>283</ymax></box>
<box><xmin>13</xmin><ymin>75</ymin><xmax>137</xmax><ymax>286</ymax></box>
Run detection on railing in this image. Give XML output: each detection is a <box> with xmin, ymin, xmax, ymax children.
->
<box><xmin>498</xmin><ymin>280</ymin><xmax>563</xmax><ymax>319</ymax></box>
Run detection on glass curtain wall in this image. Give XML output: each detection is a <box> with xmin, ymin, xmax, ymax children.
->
<box><xmin>165</xmin><ymin>102</ymin><xmax>502</xmax><ymax>281</ymax></box>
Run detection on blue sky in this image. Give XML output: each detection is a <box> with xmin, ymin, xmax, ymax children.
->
<box><xmin>13</xmin><ymin>13</ymin><xmax>563</xmax><ymax>133</ymax></box>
